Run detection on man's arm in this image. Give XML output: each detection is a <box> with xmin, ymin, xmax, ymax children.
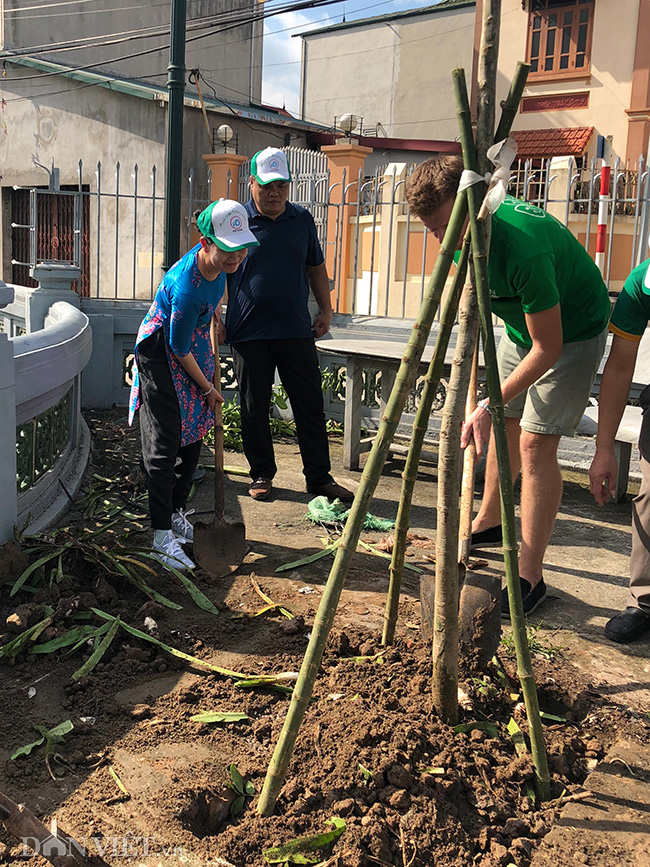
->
<box><xmin>588</xmin><ymin>335</ymin><xmax>639</xmax><ymax>505</ymax></box>
<box><xmin>461</xmin><ymin>304</ymin><xmax>564</xmax><ymax>455</ymax></box>
<box><xmin>307</xmin><ymin>262</ymin><xmax>333</xmax><ymax>338</ymax></box>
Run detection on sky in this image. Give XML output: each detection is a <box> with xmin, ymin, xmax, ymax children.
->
<box><xmin>261</xmin><ymin>0</ymin><xmax>437</xmax><ymax>118</ymax></box>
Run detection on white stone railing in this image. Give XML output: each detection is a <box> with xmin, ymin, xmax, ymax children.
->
<box><xmin>0</xmin><ymin>272</ymin><xmax>92</xmax><ymax>543</ymax></box>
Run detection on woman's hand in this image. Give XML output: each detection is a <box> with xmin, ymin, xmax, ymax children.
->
<box><xmin>205</xmin><ymin>386</ymin><xmax>224</xmax><ymax>410</ymax></box>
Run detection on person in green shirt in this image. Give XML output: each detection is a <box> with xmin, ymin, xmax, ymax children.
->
<box><xmin>589</xmin><ymin>258</ymin><xmax>650</xmax><ymax>643</ymax></box>
<box><xmin>406</xmin><ymin>154</ymin><xmax>610</xmax><ymax>617</ymax></box>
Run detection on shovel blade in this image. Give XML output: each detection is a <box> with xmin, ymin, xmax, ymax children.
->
<box><xmin>458</xmin><ymin>572</ymin><xmax>501</xmax><ymax>670</ymax></box>
<box><xmin>419</xmin><ymin>566</ymin><xmax>501</xmax><ymax>671</ymax></box>
<box><xmin>193</xmin><ymin>518</ymin><xmax>248</xmax><ymax>578</ymax></box>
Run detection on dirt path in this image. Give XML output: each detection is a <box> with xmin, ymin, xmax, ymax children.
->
<box><xmin>1</xmin><ymin>414</ymin><xmax>649</xmax><ymax>867</ymax></box>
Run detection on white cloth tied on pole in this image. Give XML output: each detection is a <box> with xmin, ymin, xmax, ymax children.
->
<box><xmin>456</xmin><ymin>136</ymin><xmax>518</xmax><ymax>214</ymax></box>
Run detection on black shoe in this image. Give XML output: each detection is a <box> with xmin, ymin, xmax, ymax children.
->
<box><xmin>249</xmin><ymin>478</ymin><xmax>273</xmax><ymax>501</ymax></box>
<box><xmin>605</xmin><ymin>607</ymin><xmax>650</xmax><ymax>643</ymax></box>
<box><xmin>501</xmin><ymin>577</ymin><xmax>547</xmax><ymax>619</ymax></box>
<box><xmin>471</xmin><ymin>524</ymin><xmax>503</xmax><ymax>550</ymax></box>
<box><xmin>307</xmin><ymin>480</ymin><xmax>355</xmax><ymax>502</ymax></box>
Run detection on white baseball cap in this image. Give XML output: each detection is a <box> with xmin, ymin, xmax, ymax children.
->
<box><xmin>196</xmin><ymin>199</ymin><xmax>259</xmax><ymax>251</ymax></box>
<box><xmin>250</xmin><ymin>147</ymin><xmax>292</xmax><ymax>185</ymax></box>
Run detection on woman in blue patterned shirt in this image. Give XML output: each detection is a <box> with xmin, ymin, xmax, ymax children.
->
<box><xmin>129</xmin><ymin>199</ymin><xmax>258</xmax><ymax>571</ymax></box>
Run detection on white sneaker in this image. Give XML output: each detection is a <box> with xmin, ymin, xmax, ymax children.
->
<box><xmin>152</xmin><ymin>530</ymin><xmax>196</xmax><ymax>572</ymax></box>
<box><xmin>172</xmin><ymin>508</ymin><xmax>195</xmax><ymax>544</ymax></box>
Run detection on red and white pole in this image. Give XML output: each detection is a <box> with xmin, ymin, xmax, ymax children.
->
<box><xmin>594</xmin><ymin>159</ymin><xmax>610</xmax><ymax>275</ymax></box>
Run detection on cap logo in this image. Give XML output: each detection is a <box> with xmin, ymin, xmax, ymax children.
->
<box><xmin>229</xmin><ymin>214</ymin><xmax>243</xmax><ymax>231</ymax></box>
<box><xmin>268</xmin><ymin>157</ymin><xmax>280</xmax><ymax>170</ymax></box>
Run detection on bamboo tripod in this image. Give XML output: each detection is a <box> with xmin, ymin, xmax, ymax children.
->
<box><xmin>258</xmin><ymin>7</ymin><xmax>550</xmax><ymax>816</ymax></box>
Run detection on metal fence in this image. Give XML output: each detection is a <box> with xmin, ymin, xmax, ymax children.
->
<box><xmin>12</xmin><ymin>150</ymin><xmax>650</xmax><ymax>308</ymax></box>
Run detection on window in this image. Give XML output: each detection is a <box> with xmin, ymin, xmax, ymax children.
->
<box><xmin>527</xmin><ymin>0</ymin><xmax>595</xmax><ymax>79</ymax></box>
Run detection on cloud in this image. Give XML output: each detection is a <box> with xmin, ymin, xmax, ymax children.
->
<box><xmin>262</xmin><ymin>10</ymin><xmax>320</xmax><ymax>116</ymax></box>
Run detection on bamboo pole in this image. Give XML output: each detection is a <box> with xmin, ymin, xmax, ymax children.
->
<box><xmin>453</xmin><ymin>67</ymin><xmax>551</xmax><ymax>801</ymax></box>
<box><xmin>432</xmin><ymin>267</ymin><xmax>479</xmax><ymax>722</ymax></box>
<box><xmin>458</xmin><ymin>0</ymin><xmax>500</xmax><ymax>565</ymax></box>
<box><xmin>381</xmin><ymin>61</ymin><xmax>530</xmax><ymax>644</ymax></box>
<box><xmin>382</xmin><ymin>234</ymin><xmax>471</xmax><ymax>646</ymax></box>
<box><xmin>257</xmin><ymin>186</ymin><xmax>470</xmax><ymax>818</ymax></box>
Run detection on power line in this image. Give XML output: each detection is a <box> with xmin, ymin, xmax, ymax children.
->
<box><xmin>4</xmin><ymin>0</ymin><xmax>169</xmax><ymax>17</ymax></box>
<box><xmin>1</xmin><ymin>4</ymin><xmax>257</xmax><ymax>58</ymax></box>
<box><xmin>198</xmin><ymin>69</ymin><xmax>335</xmax><ymax>134</ymax></box>
<box><xmin>0</xmin><ymin>0</ymin><xmax>342</xmax><ymax>63</ymax></box>
<box><xmin>0</xmin><ymin>0</ymin><xmax>350</xmax><ymax>81</ymax></box>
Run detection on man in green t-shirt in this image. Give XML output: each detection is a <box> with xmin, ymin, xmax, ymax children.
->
<box><xmin>406</xmin><ymin>155</ymin><xmax>610</xmax><ymax>617</ymax></box>
<box><xmin>589</xmin><ymin>258</ymin><xmax>650</xmax><ymax>643</ymax></box>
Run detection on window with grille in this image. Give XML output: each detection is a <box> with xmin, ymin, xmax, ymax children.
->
<box><xmin>526</xmin><ymin>0</ymin><xmax>594</xmax><ymax>79</ymax></box>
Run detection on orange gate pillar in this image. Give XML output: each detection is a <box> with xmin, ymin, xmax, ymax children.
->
<box><xmin>195</xmin><ymin>153</ymin><xmax>249</xmax><ymax>248</ymax></box>
<box><xmin>321</xmin><ymin>143</ymin><xmax>372</xmax><ymax>313</ymax></box>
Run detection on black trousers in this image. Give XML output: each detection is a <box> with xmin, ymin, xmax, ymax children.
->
<box><xmin>231</xmin><ymin>338</ymin><xmax>333</xmax><ymax>488</ymax></box>
<box><xmin>137</xmin><ymin>329</ymin><xmax>202</xmax><ymax>530</ymax></box>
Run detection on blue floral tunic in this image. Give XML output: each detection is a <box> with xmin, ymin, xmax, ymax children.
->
<box><xmin>129</xmin><ymin>244</ymin><xmax>225</xmax><ymax>446</ymax></box>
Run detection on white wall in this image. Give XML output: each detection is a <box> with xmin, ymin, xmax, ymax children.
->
<box><xmin>301</xmin><ymin>4</ymin><xmax>475</xmax><ymax>141</ymax></box>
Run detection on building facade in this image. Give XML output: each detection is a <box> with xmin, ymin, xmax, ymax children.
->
<box><xmin>485</xmin><ymin>0</ymin><xmax>650</xmax><ymax>165</ymax></box>
<box><xmin>299</xmin><ymin>0</ymin><xmax>476</xmax><ymax>142</ymax></box>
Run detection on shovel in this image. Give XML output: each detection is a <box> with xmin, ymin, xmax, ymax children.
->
<box><xmin>193</xmin><ymin>324</ymin><xmax>248</xmax><ymax>577</ymax></box>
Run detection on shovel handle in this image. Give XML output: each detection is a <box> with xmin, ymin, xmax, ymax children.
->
<box><xmin>458</xmin><ymin>341</ymin><xmax>479</xmax><ymax>565</ymax></box>
<box><xmin>211</xmin><ymin>319</ymin><xmax>225</xmax><ymax>521</ymax></box>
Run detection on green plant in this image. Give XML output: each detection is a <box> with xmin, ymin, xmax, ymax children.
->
<box><xmin>228</xmin><ymin>763</ymin><xmax>255</xmax><ymax>816</ymax></box>
<box><xmin>501</xmin><ymin>622</ymin><xmax>565</xmax><ymax>661</ymax></box>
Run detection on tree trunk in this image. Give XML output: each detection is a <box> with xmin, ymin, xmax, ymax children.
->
<box><xmin>432</xmin><ymin>269</ymin><xmax>479</xmax><ymax>723</ymax></box>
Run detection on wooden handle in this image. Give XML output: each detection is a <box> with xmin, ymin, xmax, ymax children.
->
<box><xmin>211</xmin><ymin>320</ymin><xmax>225</xmax><ymax>521</ymax></box>
<box><xmin>458</xmin><ymin>342</ymin><xmax>479</xmax><ymax>565</ymax></box>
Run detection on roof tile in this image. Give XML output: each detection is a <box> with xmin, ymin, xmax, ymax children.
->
<box><xmin>513</xmin><ymin>127</ymin><xmax>594</xmax><ymax>159</ymax></box>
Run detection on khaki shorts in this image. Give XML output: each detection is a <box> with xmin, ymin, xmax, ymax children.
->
<box><xmin>496</xmin><ymin>330</ymin><xmax>607</xmax><ymax>437</ymax></box>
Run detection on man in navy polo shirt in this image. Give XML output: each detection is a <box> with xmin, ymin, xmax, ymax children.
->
<box><xmin>225</xmin><ymin>147</ymin><xmax>354</xmax><ymax>503</ymax></box>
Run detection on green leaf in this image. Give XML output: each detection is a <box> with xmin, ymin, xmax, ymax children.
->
<box><xmin>190</xmin><ymin>712</ymin><xmax>249</xmax><ymax>724</ymax></box>
<box><xmin>539</xmin><ymin>711</ymin><xmax>569</xmax><ymax>724</ymax></box>
<box><xmin>29</xmin><ymin>625</ymin><xmax>98</xmax><ymax>654</ymax></box>
<box><xmin>11</xmin><ymin>550</ymin><xmax>65</xmax><ymax>596</ymax></box>
<box><xmin>230</xmin><ymin>794</ymin><xmax>246</xmax><ymax>817</ymax></box>
<box><xmin>507</xmin><ymin>717</ymin><xmax>527</xmax><ymax>757</ymax></box>
<box><xmin>126</xmin><ymin>572</ymin><xmax>183</xmax><ymax>610</ymax></box>
<box><xmin>91</xmin><ymin>608</ymin><xmax>297</xmax><ymax>683</ymax></box>
<box><xmin>128</xmin><ymin>549</ymin><xmax>220</xmax><ymax>614</ymax></box>
<box><xmin>64</xmin><ymin>622</ymin><xmax>111</xmax><ymax>657</ymax></box>
<box><xmin>275</xmin><ymin>541</ymin><xmax>340</xmax><ymax>573</ymax></box>
<box><xmin>229</xmin><ymin>763</ymin><xmax>245</xmax><ymax>794</ymax></box>
<box><xmin>245</xmin><ymin>779</ymin><xmax>255</xmax><ymax>796</ymax></box>
<box><xmin>71</xmin><ymin>616</ymin><xmax>120</xmax><ymax>680</ymax></box>
<box><xmin>11</xmin><ymin>720</ymin><xmax>73</xmax><ymax>761</ymax></box>
<box><xmin>357</xmin><ymin>539</ymin><xmax>422</xmax><ymax>573</ymax></box>
<box><xmin>263</xmin><ymin>818</ymin><xmax>346</xmax><ymax>864</ymax></box>
<box><xmin>171</xmin><ymin>571</ymin><xmax>220</xmax><ymax>616</ymax></box>
<box><xmin>11</xmin><ymin>735</ymin><xmax>45</xmax><ymax>760</ymax></box>
<box><xmin>0</xmin><ymin>617</ymin><xmax>53</xmax><ymax>659</ymax></box>
<box><xmin>344</xmin><ymin>654</ymin><xmax>384</xmax><ymax>665</ymax></box>
<box><xmin>358</xmin><ymin>763</ymin><xmax>373</xmax><ymax>781</ymax></box>
<box><xmin>453</xmin><ymin>721</ymin><xmax>499</xmax><ymax>738</ymax></box>
<box><xmin>234</xmin><ymin>678</ymin><xmax>294</xmax><ymax>696</ymax></box>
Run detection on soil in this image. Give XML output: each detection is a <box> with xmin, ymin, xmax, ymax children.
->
<box><xmin>1</xmin><ymin>410</ymin><xmax>649</xmax><ymax>867</ymax></box>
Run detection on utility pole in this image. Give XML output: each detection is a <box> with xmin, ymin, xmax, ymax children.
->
<box><xmin>164</xmin><ymin>0</ymin><xmax>187</xmax><ymax>270</ymax></box>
